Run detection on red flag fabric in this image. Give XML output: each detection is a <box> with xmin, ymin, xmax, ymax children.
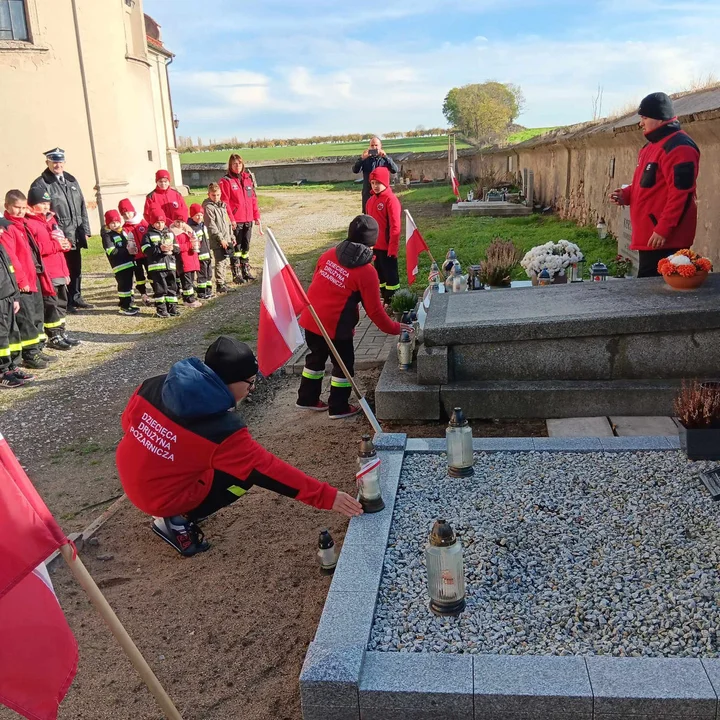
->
<box><xmin>405</xmin><ymin>212</ymin><xmax>429</xmax><ymax>285</ymax></box>
<box><xmin>0</xmin><ymin>434</ymin><xmax>78</xmax><ymax>720</ymax></box>
<box><xmin>450</xmin><ymin>166</ymin><xmax>460</xmax><ymax>200</ymax></box>
<box><xmin>257</xmin><ymin>235</ymin><xmax>309</xmax><ymax>376</ymax></box>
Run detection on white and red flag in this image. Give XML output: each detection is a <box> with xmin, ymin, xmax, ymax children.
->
<box><xmin>0</xmin><ymin>433</ymin><xmax>78</xmax><ymax>720</ymax></box>
<box><xmin>404</xmin><ymin>211</ymin><xmax>430</xmax><ymax>285</ymax></box>
<box><xmin>450</xmin><ymin>166</ymin><xmax>461</xmax><ymax>200</ymax></box>
<box><xmin>257</xmin><ymin>232</ymin><xmax>310</xmax><ymax>377</ymax></box>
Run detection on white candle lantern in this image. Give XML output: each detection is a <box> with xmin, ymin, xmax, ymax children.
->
<box><xmin>397</xmin><ymin>330</ymin><xmax>413</xmax><ymax>370</ymax></box>
<box><xmin>356</xmin><ymin>435</ymin><xmax>385</xmax><ymax>513</ymax></box>
<box><xmin>596</xmin><ymin>217</ymin><xmax>608</xmax><ymax>239</ymax></box>
<box><xmin>446</xmin><ymin>407</ymin><xmax>474</xmax><ymax>477</ymax></box>
<box><xmin>425</xmin><ymin>518</ymin><xmax>466</xmax><ymax>616</ymax></box>
<box><xmin>317</xmin><ymin>529</ymin><xmax>337</xmax><ymax>574</ymax></box>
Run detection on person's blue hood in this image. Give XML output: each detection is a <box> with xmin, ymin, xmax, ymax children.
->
<box><xmin>161</xmin><ymin>357</ymin><xmax>235</xmax><ymax>418</ymax></box>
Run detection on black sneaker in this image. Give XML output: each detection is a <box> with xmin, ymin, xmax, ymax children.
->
<box><xmin>37</xmin><ymin>351</ymin><xmax>59</xmax><ymax>363</ymax></box>
<box><xmin>167</xmin><ymin>305</ymin><xmax>180</xmax><ymax>317</ymax></box>
<box><xmin>8</xmin><ymin>367</ymin><xmax>34</xmax><ymax>381</ymax></box>
<box><xmin>119</xmin><ymin>307</ymin><xmax>140</xmax><ymax>316</ymax></box>
<box><xmin>241</xmin><ymin>265</ymin><xmax>255</xmax><ymax>281</ymax></box>
<box><xmin>66</xmin><ymin>305</ymin><xmax>79</xmax><ymax>314</ymax></box>
<box><xmin>47</xmin><ymin>336</ymin><xmax>72</xmax><ymax>351</ymax></box>
<box><xmin>156</xmin><ymin>306</ymin><xmax>169</xmax><ymax>318</ymax></box>
<box><xmin>151</xmin><ymin>516</ymin><xmax>210</xmax><ymax>557</ymax></box>
<box><xmin>0</xmin><ymin>371</ymin><xmax>24</xmax><ymax>388</ymax></box>
<box><xmin>23</xmin><ymin>355</ymin><xmax>48</xmax><ymax>369</ymax></box>
<box><xmin>61</xmin><ymin>333</ymin><xmax>81</xmax><ymax>346</ymax></box>
<box><xmin>232</xmin><ymin>275</ymin><xmax>245</xmax><ymax>285</ymax></box>
<box><xmin>75</xmin><ymin>297</ymin><xmax>95</xmax><ymax>309</ymax></box>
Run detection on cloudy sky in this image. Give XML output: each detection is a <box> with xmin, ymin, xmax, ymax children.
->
<box><xmin>145</xmin><ymin>0</ymin><xmax>720</xmax><ymax>141</ymax></box>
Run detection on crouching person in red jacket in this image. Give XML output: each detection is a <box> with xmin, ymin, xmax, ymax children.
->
<box><xmin>116</xmin><ymin>336</ymin><xmax>362</xmax><ymax>556</ymax></box>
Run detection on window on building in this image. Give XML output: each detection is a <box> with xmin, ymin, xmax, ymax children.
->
<box><xmin>147</xmin><ymin>150</ymin><xmax>153</xmax><ymax>161</ymax></box>
<box><xmin>0</xmin><ymin>0</ymin><xmax>29</xmax><ymax>41</ymax></box>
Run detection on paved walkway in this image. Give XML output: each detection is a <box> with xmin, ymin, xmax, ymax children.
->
<box><xmin>285</xmin><ymin>308</ymin><xmax>396</xmax><ymax>374</ymax></box>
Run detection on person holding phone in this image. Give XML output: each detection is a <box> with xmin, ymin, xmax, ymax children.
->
<box><xmin>352</xmin><ymin>137</ymin><xmax>398</xmax><ymax>212</ymax></box>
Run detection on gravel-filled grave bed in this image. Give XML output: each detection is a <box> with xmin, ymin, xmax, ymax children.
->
<box><xmin>369</xmin><ymin>450</ymin><xmax>720</xmax><ymax>658</ymax></box>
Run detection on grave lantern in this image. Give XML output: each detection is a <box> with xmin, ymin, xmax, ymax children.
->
<box><xmin>569</xmin><ymin>259</ymin><xmax>585</xmax><ymax>283</ymax></box>
<box><xmin>452</xmin><ymin>261</ymin><xmax>465</xmax><ymax>293</ymax></box>
<box><xmin>317</xmin><ymin>529</ymin><xmax>337</xmax><ymax>574</ymax></box>
<box><xmin>596</xmin><ymin>217</ymin><xmax>608</xmax><ymax>239</ymax></box>
<box><xmin>397</xmin><ymin>329</ymin><xmax>413</xmax><ymax>370</ymax></box>
<box><xmin>446</xmin><ymin>407</ymin><xmax>474</xmax><ymax>478</ymax></box>
<box><xmin>537</xmin><ymin>268</ymin><xmax>553</xmax><ymax>286</ymax></box>
<box><xmin>356</xmin><ymin>434</ymin><xmax>385</xmax><ymax>513</ymax></box>
<box><xmin>467</xmin><ymin>265</ymin><xmax>483</xmax><ymax>291</ymax></box>
<box><xmin>590</xmin><ymin>261</ymin><xmax>609</xmax><ymax>282</ymax></box>
<box><xmin>425</xmin><ymin>518</ymin><xmax>466</xmax><ymax>616</ymax></box>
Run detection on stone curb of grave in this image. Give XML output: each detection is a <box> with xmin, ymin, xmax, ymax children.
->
<box><xmin>299</xmin><ymin>434</ymin><xmax>704</xmax><ymax>720</ymax></box>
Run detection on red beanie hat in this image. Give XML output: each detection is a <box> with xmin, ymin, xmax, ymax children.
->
<box><xmin>150</xmin><ymin>211</ymin><xmax>166</xmax><ymax>224</ymax></box>
<box><xmin>118</xmin><ymin>198</ymin><xmax>135</xmax><ymax>214</ymax></box>
<box><xmin>189</xmin><ymin>203</ymin><xmax>204</xmax><ymax>217</ymax></box>
<box><xmin>369</xmin><ymin>166</ymin><xmax>390</xmax><ymax>187</ymax></box>
<box><xmin>155</xmin><ymin>169</ymin><xmax>171</xmax><ymax>181</ymax></box>
<box><xmin>104</xmin><ymin>209</ymin><xmax>122</xmax><ymax>225</ymax></box>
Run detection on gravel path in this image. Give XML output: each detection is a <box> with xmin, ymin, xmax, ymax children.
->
<box><xmin>370</xmin><ymin>450</ymin><xmax>720</xmax><ymax>658</ymax></box>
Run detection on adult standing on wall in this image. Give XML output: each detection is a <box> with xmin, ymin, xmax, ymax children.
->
<box><xmin>219</xmin><ymin>155</ymin><xmax>261</xmax><ymax>284</ymax></box>
<box><xmin>29</xmin><ymin>148</ymin><xmax>93</xmax><ymax>313</ymax></box>
<box><xmin>609</xmin><ymin>92</ymin><xmax>700</xmax><ymax>278</ymax></box>
<box><xmin>352</xmin><ymin>137</ymin><xmax>398</xmax><ymax>212</ymax></box>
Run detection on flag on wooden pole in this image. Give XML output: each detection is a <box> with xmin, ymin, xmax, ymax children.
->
<box><xmin>257</xmin><ymin>232</ymin><xmax>309</xmax><ymax>377</ymax></box>
<box><xmin>450</xmin><ymin>166</ymin><xmax>461</xmax><ymax>200</ymax></box>
<box><xmin>0</xmin><ymin>433</ymin><xmax>78</xmax><ymax>720</ymax></box>
<box><xmin>404</xmin><ymin>211</ymin><xmax>429</xmax><ymax>285</ymax></box>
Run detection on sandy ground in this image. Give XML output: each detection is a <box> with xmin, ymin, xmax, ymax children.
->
<box><xmin>0</xmin><ymin>187</ymin><xmax>545</xmax><ymax>720</ymax></box>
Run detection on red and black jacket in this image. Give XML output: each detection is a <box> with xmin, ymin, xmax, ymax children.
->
<box><xmin>621</xmin><ymin>119</ymin><xmax>700</xmax><ymax>251</ymax></box>
<box><xmin>366</xmin><ymin>168</ymin><xmax>402</xmax><ymax>256</ymax></box>
<box><xmin>116</xmin><ymin>358</ymin><xmax>337</xmax><ymax>517</ymax></box>
<box><xmin>143</xmin><ymin>187</ymin><xmax>189</xmax><ymax>225</ymax></box>
<box><xmin>24</xmin><ymin>212</ymin><xmax>70</xmax><ymax>282</ymax></box>
<box><xmin>123</xmin><ymin>219</ymin><xmax>148</xmax><ymax>259</ymax></box>
<box><xmin>1</xmin><ymin>213</ymin><xmax>55</xmax><ymax>296</ymax></box>
<box><xmin>299</xmin><ymin>242</ymin><xmax>401</xmax><ymax>340</ymax></box>
<box><xmin>219</xmin><ymin>171</ymin><xmax>260</xmax><ymax>224</ymax></box>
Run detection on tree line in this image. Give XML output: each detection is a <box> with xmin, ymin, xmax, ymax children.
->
<box><xmin>178</xmin><ymin>127</ymin><xmax>449</xmax><ymax>154</ymax></box>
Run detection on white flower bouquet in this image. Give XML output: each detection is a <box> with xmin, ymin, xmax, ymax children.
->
<box><xmin>520</xmin><ymin>240</ymin><xmax>584</xmax><ymax>278</ymax></box>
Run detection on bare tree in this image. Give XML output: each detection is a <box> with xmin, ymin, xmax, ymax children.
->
<box><xmin>591</xmin><ymin>84</ymin><xmax>604</xmax><ymax>121</ymax></box>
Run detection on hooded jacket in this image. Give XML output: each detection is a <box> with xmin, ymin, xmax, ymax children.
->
<box><xmin>29</xmin><ymin>169</ymin><xmax>90</xmax><ymax>249</ymax></box>
<box><xmin>299</xmin><ymin>240</ymin><xmax>402</xmax><ymax>340</ymax></box>
<box><xmin>24</xmin><ymin>212</ymin><xmax>70</xmax><ymax>282</ymax></box>
<box><xmin>1</xmin><ymin>214</ymin><xmax>55</xmax><ymax>296</ymax></box>
<box><xmin>352</xmin><ymin>153</ymin><xmax>399</xmax><ymax>202</ymax></box>
<box><xmin>202</xmin><ymin>198</ymin><xmax>234</xmax><ymax>252</ymax></box>
<box><xmin>116</xmin><ymin>358</ymin><xmax>337</xmax><ymax>517</ymax></box>
<box><xmin>365</xmin><ymin>167</ymin><xmax>402</xmax><ymax>256</ymax></box>
<box><xmin>219</xmin><ymin>171</ymin><xmax>259</xmax><ymax>223</ymax></box>
<box><xmin>620</xmin><ymin>119</ymin><xmax>700</xmax><ymax>251</ymax></box>
<box><xmin>143</xmin><ymin>186</ymin><xmax>189</xmax><ymax>225</ymax></box>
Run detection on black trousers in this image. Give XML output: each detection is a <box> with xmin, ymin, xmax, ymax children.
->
<box><xmin>17</xmin><ymin>277</ymin><xmax>44</xmax><ymax>358</ymax></box>
<box><xmin>361</xmin><ymin>189</ymin><xmax>371</xmax><ymax>213</ymax></box>
<box><xmin>114</xmin><ymin>268</ymin><xmax>135</xmax><ymax>309</ymax></box>
<box><xmin>43</xmin><ymin>285</ymin><xmax>68</xmax><ymax>336</ymax></box>
<box><xmin>66</xmin><ymin>248</ymin><xmax>82</xmax><ymax>305</ymax></box>
<box><xmin>133</xmin><ymin>258</ymin><xmax>148</xmax><ymax>295</ymax></box>
<box><xmin>297</xmin><ymin>330</ymin><xmax>355</xmax><ymax>414</ymax></box>
<box><xmin>0</xmin><ymin>296</ymin><xmax>21</xmax><ymax>373</ymax></box>
<box><xmin>148</xmin><ymin>269</ymin><xmax>178</xmax><ymax>308</ymax></box>
<box><xmin>179</xmin><ymin>270</ymin><xmax>197</xmax><ymax>301</ymax></box>
<box><xmin>231</xmin><ymin>222</ymin><xmax>253</xmax><ymax>275</ymax></box>
<box><xmin>185</xmin><ymin>471</ymin><xmax>251</xmax><ymax>523</ymax></box>
<box><xmin>197</xmin><ymin>258</ymin><xmax>212</xmax><ymax>292</ymax></box>
<box><xmin>374</xmin><ymin>249</ymin><xmax>400</xmax><ymax>303</ymax></box>
<box><xmin>637</xmin><ymin>247</ymin><xmax>690</xmax><ymax>278</ymax></box>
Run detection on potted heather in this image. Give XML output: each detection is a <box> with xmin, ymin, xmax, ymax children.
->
<box><xmin>479</xmin><ymin>238</ymin><xmax>522</xmax><ymax>288</ymax></box>
<box><xmin>675</xmin><ymin>380</ymin><xmax>720</xmax><ymax>460</ymax></box>
<box><xmin>520</xmin><ymin>240</ymin><xmax>584</xmax><ymax>285</ymax></box>
<box><xmin>390</xmin><ymin>288</ymin><xmax>418</xmax><ymax>322</ymax></box>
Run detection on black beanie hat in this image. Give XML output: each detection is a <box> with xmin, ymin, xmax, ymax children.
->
<box><xmin>348</xmin><ymin>214</ymin><xmax>379</xmax><ymax>246</ymax></box>
<box><xmin>204</xmin><ymin>336</ymin><xmax>258</xmax><ymax>385</ymax></box>
<box><xmin>27</xmin><ymin>186</ymin><xmax>52</xmax><ymax>206</ymax></box>
<box><xmin>638</xmin><ymin>92</ymin><xmax>675</xmax><ymax>121</ymax></box>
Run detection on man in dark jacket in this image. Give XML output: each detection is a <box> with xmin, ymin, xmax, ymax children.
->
<box><xmin>29</xmin><ymin>148</ymin><xmax>93</xmax><ymax>311</ymax></box>
<box><xmin>352</xmin><ymin>137</ymin><xmax>399</xmax><ymax>212</ymax></box>
<box><xmin>116</xmin><ymin>336</ymin><xmax>362</xmax><ymax>556</ymax></box>
<box><xmin>609</xmin><ymin>92</ymin><xmax>700</xmax><ymax>277</ymax></box>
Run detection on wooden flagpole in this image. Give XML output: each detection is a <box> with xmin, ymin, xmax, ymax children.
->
<box><xmin>266</xmin><ymin>228</ymin><xmax>384</xmax><ymax>435</ymax></box>
<box><xmin>59</xmin><ymin>545</ymin><xmax>184</xmax><ymax>720</ymax></box>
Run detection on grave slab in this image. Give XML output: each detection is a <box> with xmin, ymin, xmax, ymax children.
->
<box><xmin>547</xmin><ymin>417</ymin><xmax>614</xmax><ymax>437</ymax></box>
<box><xmin>375</xmin><ymin>359</ymin><xmax>440</xmax><ymax>420</ymax></box>
<box><xmin>610</xmin><ymin>416</ymin><xmax>680</xmax><ymax>436</ymax></box>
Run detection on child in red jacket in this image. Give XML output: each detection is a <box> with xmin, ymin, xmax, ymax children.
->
<box><xmin>26</xmin><ymin>186</ymin><xmax>79</xmax><ymax>351</ymax></box>
<box><xmin>170</xmin><ymin>217</ymin><xmax>202</xmax><ymax>307</ymax></box>
<box><xmin>0</xmin><ymin>219</ymin><xmax>27</xmax><ymax>388</ymax></box>
<box><xmin>188</xmin><ymin>203</ymin><xmax>212</xmax><ymax>299</ymax></box>
<box><xmin>119</xmin><ymin>198</ymin><xmax>151</xmax><ymax>306</ymax></box>
<box><xmin>365</xmin><ymin>166</ymin><xmax>402</xmax><ymax>304</ymax></box>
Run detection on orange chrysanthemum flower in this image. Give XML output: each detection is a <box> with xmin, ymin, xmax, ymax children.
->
<box><xmin>696</xmin><ymin>258</ymin><xmax>713</xmax><ymax>272</ymax></box>
<box><xmin>676</xmin><ymin>249</ymin><xmax>693</xmax><ymax>258</ymax></box>
<box><xmin>657</xmin><ymin>258</ymin><xmax>674</xmax><ymax>276</ymax></box>
<box><xmin>677</xmin><ymin>264</ymin><xmax>697</xmax><ymax>277</ymax></box>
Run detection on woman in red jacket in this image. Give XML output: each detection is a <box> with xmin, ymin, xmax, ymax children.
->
<box><xmin>116</xmin><ymin>336</ymin><xmax>362</xmax><ymax>556</ymax></box>
<box><xmin>219</xmin><ymin>154</ymin><xmax>261</xmax><ymax>284</ymax></box>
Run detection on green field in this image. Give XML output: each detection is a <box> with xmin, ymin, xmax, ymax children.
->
<box><xmin>505</xmin><ymin>126</ymin><xmax>556</xmax><ymax>144</ymax></box>
<box><xmin>181</xmin><ymin>136</ymin><xmax>470</xmax><ymax>165</ymax></box>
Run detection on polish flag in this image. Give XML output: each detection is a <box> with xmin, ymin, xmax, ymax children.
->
<box><xmin>0</xmin><ymin>434</ymin><xmax>78</xmax><ymax>720</ymax></box>
<box><xmin>257</xmin><ymin>233</ymin><xmax>309</xmax><ymax>377</ymax></box>
<box><xmin>450</xmin><ymin>166</ymin><xmax>461</xmax><ymax>200</ymax></box>
<box><xmin>405</xmin><ymin>211</ymin><xmax>429</xmax><ymax>285</ymax></box>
